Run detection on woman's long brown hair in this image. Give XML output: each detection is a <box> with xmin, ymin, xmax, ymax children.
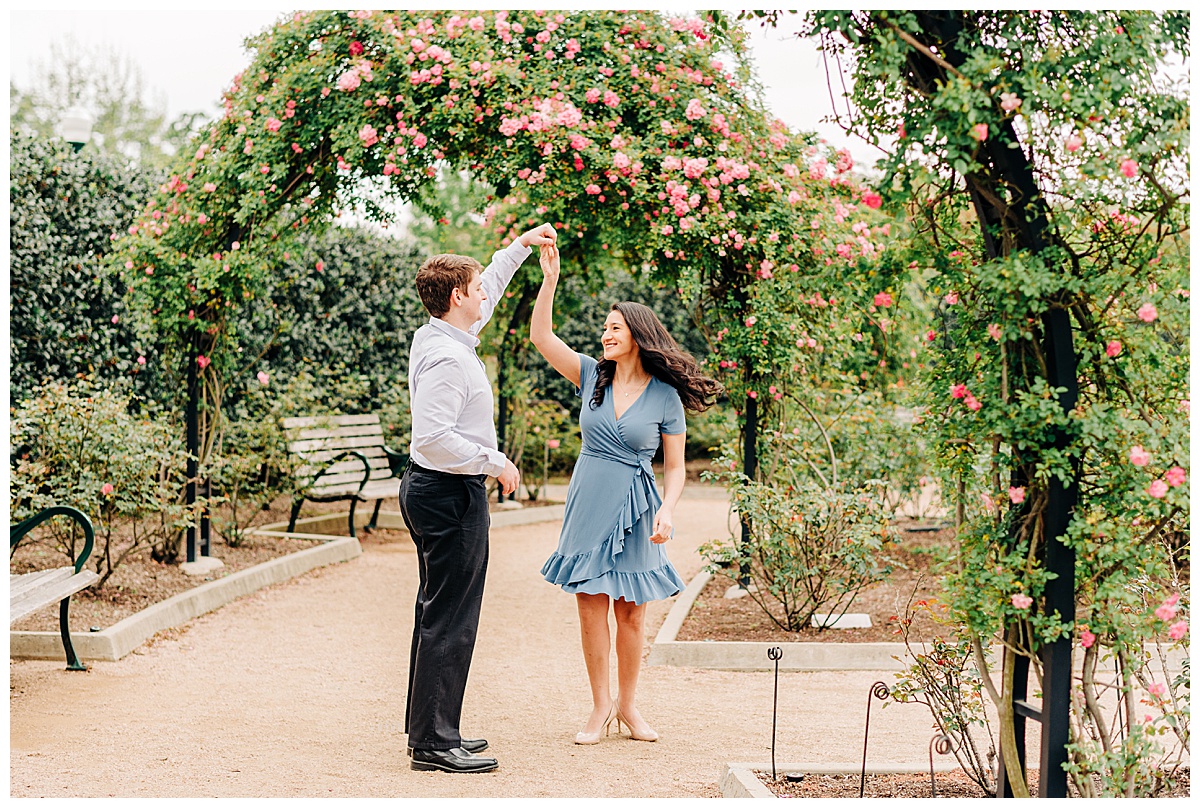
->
<box><xmin>590</xmin><ymin>301</ymin><xmax>722</xmax><ymax>413</ymax></box>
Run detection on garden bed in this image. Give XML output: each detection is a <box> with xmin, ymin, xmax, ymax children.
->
<box><xmin>677</xmin><ymin>522</ymin><xmax>956</xmax><ymax>644</ymax></box>
<box><xmin>754</xmin><ymin>767</ymin><xmax>1190</xmax><ymax>798</ymax></box>
<box><xmin>10</xmin><ymin>495</ymin><xmax>558</xmax><ymax>633</ymax></box>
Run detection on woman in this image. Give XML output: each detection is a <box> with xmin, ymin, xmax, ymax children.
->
<box><xmin>531</xmin><ymin>243</ymin><xmax>721</xmax><ymax>744</ymax></box>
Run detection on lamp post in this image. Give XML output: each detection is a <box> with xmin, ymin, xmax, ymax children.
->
<box><xmin>59</xmin><ymin>106</ymin><xmax>94</xmax><ymax>153</ymax></box>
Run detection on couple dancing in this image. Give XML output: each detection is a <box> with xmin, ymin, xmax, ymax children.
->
<box><xmin>400</xmin><ymin>223</ymin><xmax>720</xmax><ymax>773</ymax></box>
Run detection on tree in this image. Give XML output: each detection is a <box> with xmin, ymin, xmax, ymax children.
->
<box><xmin>10</xmin><ymin>36</ymin><xmax>208</xmax><ymax>170</ymax></box>
<box><xmin>803</xmin><ymin>10</ymin><xmax>1189</xmax><ymax>796</ymax></box>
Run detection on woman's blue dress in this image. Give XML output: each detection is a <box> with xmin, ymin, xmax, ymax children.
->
<box><xmin>541</xmin><ymin>353</ymin><xmax>687</xmax><ymax>604</ymax></box>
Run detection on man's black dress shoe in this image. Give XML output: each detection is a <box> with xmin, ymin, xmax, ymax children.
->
<box><xmin>410</xmin><ymin>746</ymin><xmax>498</xmax><ymax>773</ymax></box>
<box><xmin>406</xmin><ymin>738</ymin><xmax>487</xmax><ymax>756</ymax></box>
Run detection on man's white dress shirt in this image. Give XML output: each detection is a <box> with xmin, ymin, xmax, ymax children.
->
<box><xmin>407</xmin><ymin>240</ymin><xmax>531</xmax><ymax>476</ymax></box>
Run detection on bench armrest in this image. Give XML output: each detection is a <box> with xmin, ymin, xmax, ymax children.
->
<box><xmin>10</xmin><ymin>506</ymin><xmax>96</xmax><ymax>574</ymax></box>
<box><xmin>306</xmin><ymin>450</ymin><xmax>373</xmax><ymax>496</ymax></box>
<box><xmin>381</xmin><ymin>445</ymin><xmax>409</xmax><ymax>477</ymax></box>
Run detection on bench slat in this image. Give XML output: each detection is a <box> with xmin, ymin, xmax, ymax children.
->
<box><xmin>284</xmin><ymin>424</ymin><xmax>385</xmax><ymax>443</ymax></box>
<box><xmin>306</xmin><ymin>470</ymin><xmax>395</xmax><ymax>491</ymax></box>
<box><xmin>289</xmin><ymin>435</ymin><xmax>389</xmax><ymax>455</ymax></box>
<box><xmin>295</xmin><ymin>456</ymin><xmax>390</xmax><ymax>479</ymax></box>
<box><xmin>281</xmin><ymin>414</ymin><xmax>381</xmax><ymax>430</ymax></box>
<box><xmin>9</xmin><ymin>569</ymin><xmax>100</xmax><ymax>623</ymax></box>
<box><xmin>9</xmin><ymin>568</ymin><xmax>74</xmax><ymax>600</ymax></box>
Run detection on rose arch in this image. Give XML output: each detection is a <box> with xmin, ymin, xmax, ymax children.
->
<box><xmin>114</xmin><ymin>9</ymin><xmax>889</xmax><ymax>472</ymax></box>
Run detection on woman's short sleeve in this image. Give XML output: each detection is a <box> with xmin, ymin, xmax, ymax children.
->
<box><xmin>661</xmin><ymin>386</ymin><xmax>686</xmax><ymax>435</ymax></box>
<box><xmin>576</xmin><ymin>353</ymin><xmax>599</xmax><ymax>399</ymax></box>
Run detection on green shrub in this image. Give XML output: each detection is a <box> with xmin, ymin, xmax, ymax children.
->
<box><xmin>9</xmin><ymin>379</ymin><xmax>202</xmax><ymax>586</ymax></box>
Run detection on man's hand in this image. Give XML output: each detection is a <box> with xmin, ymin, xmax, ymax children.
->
<box><xmin>539</xmin><ymin>243</ymin><xmax>560</xmax><ymax>283</ymax></box>
<box><xmin>519</xmin><ymin>222</ymin><xmax>557</xmax><ymax>248</ymax></box>
<box><xmin>649</xmin><ymin>507</ymin><xmax>673</xmax><ymax>544</ymax></box>
<box><xmin>497</xmin><ymin>458</ymin><xmax>521</xmax><ymax>496</ymax></box>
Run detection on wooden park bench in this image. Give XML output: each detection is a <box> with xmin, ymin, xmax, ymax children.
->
<box><xmin>10</xmin><ymin>506</ymin><xmax>101</xmax><ymax>670</ymax></box>
<box><xmin>282</xmin><ymin>414</ymin><xmax>406</xmax><ymax>538</ymax></box>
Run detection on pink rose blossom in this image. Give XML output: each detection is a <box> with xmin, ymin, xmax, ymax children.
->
<box><xmin>602</xmin><ymin>90</ymin><xmax>620</xmax><ymax>108</ymax></box>
<box><xmin>988</xmin><ymin>323</ymin><xmax>1003</xmax><ymax>341</ymax></box>
<box><xmin>950</xmin><ymin>384</ymin><xmax>968</xmax><ymax>399</ymax></box>
<box><xmin>1120</xmin><ymin>159</ymin><xmax>1138</xmax><ymax>178</ymax></box>
<box><xmin>944</xmin><ymin>292</ymin><xmax>959</xmax><ymax>305</ymax></box>
<box><xmin>925</xmin><ymin>330</ymin><xmax>937</xmax><ymax>342</ymax></box>
<box><xmin>111</xmin><ymin>315</ymin><xmax>120</xmax><ymax>324</ymax></box>
<box><xmin>1008</xmin><ymin>487</ymin><xmax>1026</xmax><ymax>504</ymax></box>
<box><xmin>965</xmin><ymin>393</ymin><xmax>982</xmax><ymax>412</ymax></box>
<box><xmin>1165</xmin><ymin>467</ymin><xmax>1186</xmax><ymax>487</ymax></box>
<box><xmin>257</xmin><ymin>371</ymin><xmax>270</xmax><ymax>385</ymax></box>
<box><xmin>137</xmin><ymin>356</ymin><xmax>146</xmax><ymax>365</ymax></box>
<box><xmin>202</xmin><ymin>182</ymin><xmax>217</xmax><ymax>192</ymax></box>
<box><xmin>861</xmin><ymin>190</ymin><xmax>882</xmax><ymax>209</ymax></box>
<box><xmin>1155</xmin><ymin>602</ymin><xmax>1178</xmax><ymax>622</ymax></box>
<box><xmin>613</xmin><ymin>152</ymin><xmax>631</xmax><ymax>170</ymax></box>
<box><xmin>1129</xmin><ymin>446</ymin><xmax>1151</xmax><ymax>466</ymax></box>
<box><xmin>1168</xmin><ymin>620</ymin><xmax>1188</xmax><ymax>641</ymax></box>
<box><xmin>547</xmin><ymin>439</ymin><xmax>561</xmax><ymax>449</ymax></box>
<box><xmin>1147</xmin><ymin>682</ymin><xmax>1167</xmax><ymax>697</ymax></box>
<box><xmin>585</xmin><ymin>88</ymin><xmax>601</xmax><ymax>104</ymax></box>
<box><xmin>873</xmin><ymin>291</ymin><xmax>893</xmax><ymax>308</ymax></box>
<box><xmin>359</xmin><ymin>124</ymin><xmax>379</xmax><ymax>147</ymax></box>
<box><xmin>1066</xmin><ymin>134</ymin><xmax>1083</xmax><ymax>152</ymax></box>
<box><xmin>834</xmin><ymin>149</ymin><xmax>853</xmax><ymax>173</ymax></box>
<box><xmin>315</xmin><ymin>260</ymin><xmax>325</xmax><ymax>272</ymax></box>
<box><xmin>1105</xmin><ymin>340</ymin><xmax>1122</xmax><ymax>357</ymax></box>
<box><xmin>971</xmin><ymin>123</ymin><xmax>989</xmax><ymax>142</ymax></box>
<box><xmin>684</xmin><ymin>99</ymin><xmax>706</xmax><ymax>120</ymax></box>
<box><xmin>1148</xmin><ymin>479</ymin><xmax>1169</xmax><ymax>499</ymax></box>
<box><xmin>197</xmin><ymin>355</ymin><xmax>211</xmax><ymax>369</ymax></box>
<box><xmin>1080</xmin><ymin>628</ymin><xmax>1096</xmax><ymax>649</ymax></box>
<box><xmin>585</xmin><ymin>184</ymin><xmax>601</xmax><ymax>195</ymax></box>
<box><xmin>999</xmin><ymin>92</ymin><xmax>1022</xmax><ymax>113</ymax></box>
<box><xmin>1137</xmin><ymin>302</ymin><xmax>1158</xmax><ymax>322</ymax></box>
<box><xmin>266</xmin><ymin>118</ymin><xmax>283</xmax><ymax>132</ymax></box>
<box><xmin>101</xmin><ymin>483</ymin><xmax>114</xmax><ymax>496</ymax></box>
<box><xmin>337</xmin><ymin>70</ymin><xmax>361</xmax><ymax>92</ymax></box>
<box><xmin>1011</xmin><ymin>593</ymin><xmax>1033</xmax><ymax>609</ymax></box>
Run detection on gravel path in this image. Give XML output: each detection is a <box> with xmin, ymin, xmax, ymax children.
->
<box><xmin>10</xmin><ymin>487</ymin><xmax>949</xmax><ymax>798</ymax></box>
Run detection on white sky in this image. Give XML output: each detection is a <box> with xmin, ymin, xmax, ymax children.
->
<box><xmin>7</xmin><ymin>6</ymin><xmax>874</xmax><ymax>166</ymax></box>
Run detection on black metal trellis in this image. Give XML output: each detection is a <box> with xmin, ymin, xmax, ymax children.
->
<box><xmin>859</xmin><ymin>681</ymin><xmax>891</xmax><ymax>797</ymax></box>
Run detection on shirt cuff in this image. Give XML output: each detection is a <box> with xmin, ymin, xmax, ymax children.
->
<box><xmin>484</xmin><ymin>449</ymin><xmax>508</xmax><ymax>478</ymax></box>
<box><xmin>506</xmin><ymin>239</ymin><xmax>532</xmax><ymax>261</ymax></box>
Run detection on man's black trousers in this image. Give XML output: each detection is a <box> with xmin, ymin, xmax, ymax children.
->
<box><xmin>398</xmin><ymin>464</ymin><xmax>490</xmax><ymax>751</ymax></box>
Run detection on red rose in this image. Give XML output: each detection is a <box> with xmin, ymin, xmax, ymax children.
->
<box><xmin>349</xmin><ymin>40</ymin><xmax>364</xmax><ymax>56</ymax></box>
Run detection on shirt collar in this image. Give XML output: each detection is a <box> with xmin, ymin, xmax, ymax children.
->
<box><xmin>428</xmin><ymin>316</ymin><xmax>480</xmax><ymax>349</ymax></box>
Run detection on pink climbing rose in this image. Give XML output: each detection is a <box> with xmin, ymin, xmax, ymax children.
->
<box><xmin>1120</xmin><ymin>159</ymin><xmax>1138</xmax><ymax>178</ymax></box>
<box><xmin>873</xmin><ymin>291</ymin><xmax>893</xmax><ymax>308</ymax></box>
<box><xmin>1165</xmin><ymin>466</ymin><xmax>1186</xmax><ymax>487</ymax></box>
<box><xmin>1106</xmin><ymin>340</ymin><xmax>1122</xmax><ymax>357</ymax></box>
<box><xmin>197</xmin><ymin>355</ymin><xmax>211</xmax><ymax>369</ymax></box>
<box><xmin>988</xmin><ymin>323</ymin><xmax>1003</xmax><ymax>341</ymax></box>
<box><xmin>1168</xmin><ymin>620</ymin><xmax>1188</xmax><ymax>641</ymax></box>
<box><xmin>257</xmin><ymin>371</ymin><xmax>270</xmax><ymax>385</ymax></box>
<box><xmin>971</xmin><ymin>123</ymin><xmax>989</xmax><ymax>141</ymax></box>
<box><xmin>101</xmin><ymin>483</ymin><xmax>114</xmax><ymax>496</ymax></box>
<box><xmin>1148</xmin><ymin>480</ymin><xmax>1169</xmax><ymax>499</ymax></box>
<box><xmin>950</xmin><ymin>384</ymin><xmax>968</xmax><ymax>399</ymax></box>
<box><xmin>1008</xmin><ymin>486</ymin><xmax>1026</xmax><ymax>504</ymax></box>
<box><xmin>1129</xmin><ymin>446</ymin><xmax>1150</xmax><ymax>466</ymax></box>
<box><xmin>1066</xmin><ymin>134</ymin><xmax>1083</xmax><ymax>152</ymax></box>
<box><xmin>1137</xmin><ymin>303</ymin><xmax>1158</xmax><ymax>322</ymax></box>
<box><xmin>1011</xmin><ymin>594</ymin><xmax>1033</xmax><ymax>609</ymax></box>
<box><xmin>1079</xmin><ymin>628</ymin><xmax>1096</xmax><ymax>649</ymax></box>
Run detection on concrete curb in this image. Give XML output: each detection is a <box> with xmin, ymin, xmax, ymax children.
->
<box><xmin>648</xmin><ymin>570</ymin><xmax>923</xmax><ymax>671</ymax></box>
<box><xmin>10</xmin><ymin>536</ymin><xmax>360</xmax><ymax>663</ymax></box>
<box><xmin>250</xmin><ymin>503</ymin><xmax>567</xmax><ymax>537</ymax></box>
<box><xmin>719</xmin><ymin>762</ymin><xmax>960</xmax><ymax>798</ymax></box>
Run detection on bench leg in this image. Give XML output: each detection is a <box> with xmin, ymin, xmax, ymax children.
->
<box><xmin>288</xmin><ymin>497</ymin><xmax>304</xmax><ymax>533</ymax></box>
<box><xmin>59</xmin><ymin>597</ymin><xmax>87</xmax><ymax>671</ymax></box>
<box><xmin>347</xmin><ymin>498</ymin><xmax>358</xmax><ymax>539</ymax></box>
<box><xmin>366</xmin><ymin>499</ymin><xmax>383</xmax><ymax>532</ymax></box>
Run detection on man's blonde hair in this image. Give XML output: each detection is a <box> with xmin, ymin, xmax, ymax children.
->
<box><xmin>416</xmin><ymin>254</ymin><xmax>484</xmax><ymax>317</ymax></box>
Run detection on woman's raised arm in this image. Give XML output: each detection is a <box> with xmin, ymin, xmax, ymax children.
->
<box><xmin>530</xmin><ymin>244</ymin><xmax>581</xmax><ymax>388</ymax></box>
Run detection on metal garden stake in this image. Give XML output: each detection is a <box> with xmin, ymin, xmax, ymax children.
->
<box><xmin>768</xmin><ymin>646</ymin><xmax>782</xmax><ymax>780</ymax></box>
<box><xmin>859</xmin><ymin>681</ymin><xmax>891</xmax><ymax>798</ymax></box>
<box><xmin>928</xmin><ymin>732</ymin><xmax>957</xmax><ymax>797</ymax></box>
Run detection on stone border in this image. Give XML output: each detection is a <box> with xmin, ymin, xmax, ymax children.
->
<box><xmin>647</xmin><ymin>570</ymin><xmax>923</xmax><ymax>671</ymax></box>
<box><xmin>650</xmin><ymin>571</ymin><xmax>1187</xmax><ymax>674</ymax></box>
<box><xmin>250</xmin><ymin>503</ymin><xmax>566</xmax><ymax>537</ymax></box>
<box><xmin>10</xmin><ymin>536</ymin><xmax>360</xmax><ymax>663</ymax></box>
<box><xmin>719</xmin><ymin>762</ymin><xmax>959</xmax><ymax>798</ymax></box>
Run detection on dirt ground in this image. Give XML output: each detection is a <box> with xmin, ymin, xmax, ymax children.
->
<box><xmin>9</xmin><ymin>485</ymin><xmax>964</xmax><ymax>798</ymax></box>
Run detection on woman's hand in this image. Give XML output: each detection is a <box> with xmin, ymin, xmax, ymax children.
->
<box><xmin>649</xmin><ymin>507</ymin><xmax>673</xmax><ymax>544</ymax></box>
<box><xmin>539</xmin><ymin>243</ymin><xmax>560</xmax><ymax>283</ymax></box>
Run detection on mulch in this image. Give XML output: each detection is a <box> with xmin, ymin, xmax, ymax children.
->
<box><xmin>676</xmin><ymin>522</ymin><xmax>957</xmax><ymax>643</ymax></box>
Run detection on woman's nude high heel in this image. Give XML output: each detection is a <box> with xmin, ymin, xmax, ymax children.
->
<box><xmin>615</xmin><ymin>707</ymin><xmax>659</xmax><ymax>742</ymax></box>
<box><xmin>574</xmin><ymin>702</ymin><xmax>616</xmax><ymax>745</ymax></box>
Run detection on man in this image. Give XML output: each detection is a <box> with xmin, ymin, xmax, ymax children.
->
<box><xmin>400</xmin><ymin>222</ymin><xmax>556</xmax><ymax>773</ymax></box>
